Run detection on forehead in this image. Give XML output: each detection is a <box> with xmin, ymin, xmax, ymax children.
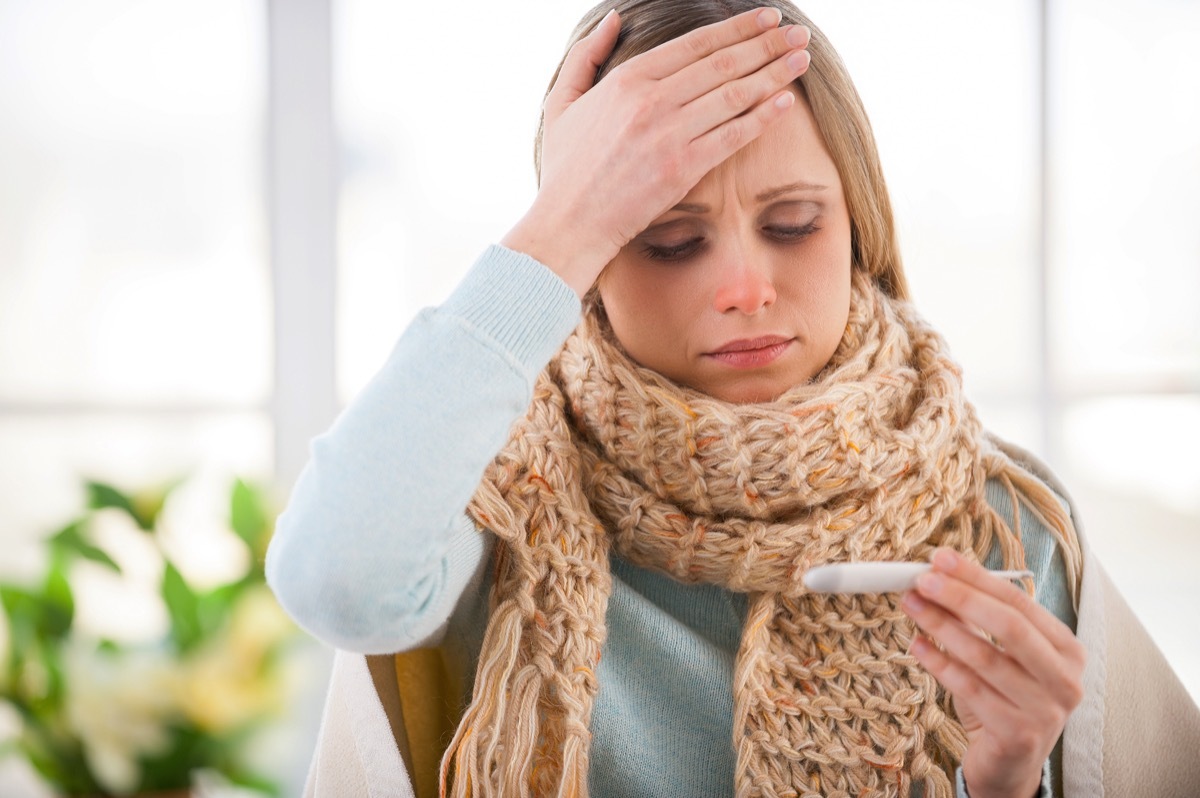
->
<box><xmin>690</xmin><ymin>90</ymin><xmax>842</xmax><ymax>199</ymax></box>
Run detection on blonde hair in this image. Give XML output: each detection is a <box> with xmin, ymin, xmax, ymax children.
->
<box><xmin>534</xmin><ymin>0</ymin><xmax>910</xmax><ymax>300</ymax></box>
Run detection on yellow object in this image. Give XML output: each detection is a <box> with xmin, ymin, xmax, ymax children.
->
<box><xmin>367</xmin><ymin>648</ymin><xmax>462</xmax><ymax>798</ymax></box>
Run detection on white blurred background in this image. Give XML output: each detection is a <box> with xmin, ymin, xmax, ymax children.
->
<box><xmin>1</xmin><ymin>0</ymin><xmax>1197</xmax><ymax>793</ymax></box>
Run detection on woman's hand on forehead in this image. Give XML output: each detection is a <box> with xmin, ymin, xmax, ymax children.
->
<box><xmin>502</xmin><ymin>6</ymin><xmax>811</xmax><ymax>299</ymax></box>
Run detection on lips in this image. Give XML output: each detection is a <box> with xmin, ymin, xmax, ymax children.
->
<box><xmin>705</xmin><ymin>335</ymin><xmax>794</xmax><ymax>368</ymax></box>
<box><xmin>709</xmin><ymin>335</ymin><xmax>793</xmax><ymax>355</ymax></box>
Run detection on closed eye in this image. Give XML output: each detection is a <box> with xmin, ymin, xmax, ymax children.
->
<box><xmin>764</xmin><ymin>221</ymin><xmax>821</xmax><ymax>242</ymax></box>
<box><xmin>641</xmin><ymin>237</ymin><xmax>705</xmax><ymax>262</ymax></box>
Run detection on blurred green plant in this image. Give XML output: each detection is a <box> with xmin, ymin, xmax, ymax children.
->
<box><xmin>0</xmin><ymin>478</ymin><xmax>295</xmax><ymax>797</ymax></box>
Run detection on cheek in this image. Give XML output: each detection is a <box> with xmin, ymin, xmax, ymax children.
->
<box><xmin>599</xmin><ymin>260</ymin><xmax>669</xmax><ymax>323</ymax></box>
<box><xmin>598</xmin><ymin>266</ymin><xmax>641</xmax><ymax>317</ymax></box>
<box><xmin>811</xmin><ymin>241</ymin><xmax>852</xmax><ymax>306</ymax></box>
<box><xmin>813</xmin><ymin>218</ymin><xmax>853</xmax><ymax>300</ymax></box>
<box><xmin>598</xmin><ymin>261</ymin><xmax>699</xmax><ymax>364</ymax></box>
<box><xmin>789</xmin><ymin>228</ymin><xmax>852</xmax><ymax>346</ymax></box>
<box><xmin>598</xmin><ymin>263</ymin><xmax>659</xmax><ymax>344</ymax></box>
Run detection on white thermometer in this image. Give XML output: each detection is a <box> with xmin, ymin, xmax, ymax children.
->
<box><xmin>802</xmin><ymin>561</ymin><xmax>1034</xmax><ymax>594</ymax></box>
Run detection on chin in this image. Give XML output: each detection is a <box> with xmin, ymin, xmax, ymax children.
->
<box><xmin>705</xmin><ymin>378</ymin><xmax>792</xmax><ymax>405</ymax></box>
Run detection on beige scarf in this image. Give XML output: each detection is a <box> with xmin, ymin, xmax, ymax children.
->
<box><xmin>442</xmin><ymin>270</ymin><xmax>1083</xmax><ymax>797</ymax></box>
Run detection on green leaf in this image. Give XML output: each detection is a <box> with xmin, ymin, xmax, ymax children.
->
<box><xmin>195</xmin><ymin>577</ymin><xmax>250</xmax><ymax>636</ymax></box>
<box><xmin>40</xmin><ymin>556</ymin><xmax>75</xmax><ymax>642</ymax></box>
<box><xmin>223</xmin><ymin>768</ymin><xmax>282</xmax><ymax>797</ymax></box>
<box><xmin>230</xmin><ymin>479</ymin><xmax>272</xmax><ymax>556</ymax></box>
<box><xmin>24</xmin><ymin>741</ymin><xmax>70</xmax><ymax>787</ymax></box>
<box><xmin>48</xmin><ymin>519</ymin><xmax>121</xmax><ymax>574</ymax></box>
<box><xmin>132</xmin><ymin>475</ymin><xmax>187</xmax><ymax>532</ymax></box>
<box><xmin>0</xmin><ymin>582</ymin><xmax>22</xmax><ymax>630</ymax></box>
<box><xmin>0</xmin><ymin>586</ymin><xmax>39</xmax><ymax>651</ymax></box>
<box><xmin>0</xmin><ymin>586</ymin><xmax>31</xmax><ymax>688</ymax></box>
<box><xmin>19</xmin><ymin>727</ymin><xmax>98</xmax><ymax>794</ymax></box>
<box><xmin>37</xmin><ymin>641</ymin><xmax>66</xmax><ymax>712</ymax></box>
<box><xmin>86</xmin><ymin>480</ymin><xmax>141</xmax><ymax>523</ymax></box>
<box><xmin>161</xmin><ymin>562</ymin><xmax>202</xmax><ymax>653</ymax></box>
<box><xmin>5</xmin><ymin>638</ymin><xmax>68</xmax><ymax>735</ymax></box>
<box><xmin>135</xmin><ymin>724</ymin><xmax>213</xmax><ymax>791</ymax></box>
<box><xmin>0</xmin><ymin>585</ymin><xmax>70</xmax><ymax>652</ymax></box>
<box><xmin>86</xmin><ymin>476</ymin><xmax>185</xmax><ymax>531</ymax></box>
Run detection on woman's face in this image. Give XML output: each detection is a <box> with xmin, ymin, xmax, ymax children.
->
<box><xmin>598</xmin><ymin>89</ymin><xmax>853</xmax><ymax>404</ymax></box>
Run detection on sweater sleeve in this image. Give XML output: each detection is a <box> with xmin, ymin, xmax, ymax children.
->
<box><xmin>266</xmin><ymin>245</ymin><xmax>581</xmax><ymax>653</ymax></box>
<box><xmin>955</xmin><ymin>759</ymin><xmax>1052</xmax><ymax>798</ymax></box>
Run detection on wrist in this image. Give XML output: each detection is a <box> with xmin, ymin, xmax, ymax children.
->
<box><xmin>501</xmin><ymin>200</ymin><xmax>614</xmax><ymax>300</ymax></box>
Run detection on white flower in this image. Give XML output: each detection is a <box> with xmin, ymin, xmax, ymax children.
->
<box><xmin>228</xmin><ymin>586</ymin><xmax>294</xmax><ymax>656</ymax></box>
<box><xmin>176</xmin><ymin>587</ymin><xmax>291</xmax><ymax>736</ymax></box>
<box><xmin>62</xmin><ymin>641</ymin><xmax>182</xmax><ymax>794</ymax></box>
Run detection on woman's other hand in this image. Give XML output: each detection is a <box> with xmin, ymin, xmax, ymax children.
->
<box><xmin>501</xmin><ymin>6</ymin><xmax>811</xmax><ymax>298</ymax></box>
<box><xmin>901</xmin><ymin>548</ymin><xmax>1086</xmax><ymax>798</ymax></box>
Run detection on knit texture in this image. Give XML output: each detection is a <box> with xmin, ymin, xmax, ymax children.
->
<box><xmin>444</xmin><ymin>271</ymin><xmax>1083</xmax><ymax>797</ymax></box>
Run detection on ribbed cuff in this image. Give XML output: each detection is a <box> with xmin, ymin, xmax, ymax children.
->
<box><xmin>439</xmin><ymin>244</ymin><xmax>582</xmax><ymax>378</ymax></box>
<box><xmin>956</xmin><ymin>760</ymin><xmax>1052</xmax><ymax>797</ymax></box>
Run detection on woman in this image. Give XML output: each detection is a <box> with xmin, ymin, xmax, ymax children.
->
<box><xmin>267</xmin><ymin>2</ymin><xmax>1198</xmax><ymax>796</ymax></box>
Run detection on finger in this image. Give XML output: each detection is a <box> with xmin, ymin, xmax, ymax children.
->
<box><xmin>902</xmin><ymin>588</ymin><xmax>1053</xmax><ymax>711</ymax></box>
<box><xmin>688</xmin><ymin>89</ymin><xmax>796</xmax><ymax>175</ymax></box>
<box><xmin>908</xmin><ymin>633</ymin><xmax>1026</xmax><ymax>732</ymax></box>
<box><xmin>545</xmin><ymin>8</ymin><xmax>622</xmax><ymax>118</ymax></box>
<box><xmin>911</xmin><ymin>565</ymin><xmax>1084</xmax><ymax>703</ymax></box>
<box><xmin>667</xmin><ymin>23</ymin><xmax>809</xmax><ymax>109</ymax></box>
<box><xmin>678</xmin><ymin>39</ymin><xmax>810</xmax><ymax>140</ymax></box>
<box><xmin>636</xmin><ymin>7</ymin><xmax>783</xmax><ymax>81</ymax></box>
<box><xmin>930</xmin><ymin>548</ymin><xmax>1083</xmax><ymax>657</ymax></box>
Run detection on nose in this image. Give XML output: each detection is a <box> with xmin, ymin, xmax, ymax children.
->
<box><xmin>711</xmin><ymin>247</ymin><xmax>777</xmax><ymax>315</ymax></box>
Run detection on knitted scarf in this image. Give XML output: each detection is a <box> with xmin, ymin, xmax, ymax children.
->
<box><xmin>442</xmin><ymin>270</ymin><xmax>1082</xmax><ymax>798</ymax></box>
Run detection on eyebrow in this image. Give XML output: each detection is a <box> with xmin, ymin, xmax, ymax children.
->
<box><xmin>670</xmin><ymin>181</ymin><xmax>829</xmax><ymax>213</ymax></box>
<box><xmin>757</xmin><ymin>180</ymin><xmax>828</xmax><ymax>202</ymax></box>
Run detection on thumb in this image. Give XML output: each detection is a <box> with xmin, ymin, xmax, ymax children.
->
<box><xmin>545</xmin><ymin>9</ymin><xmax>621</xmax><ymax>119</ymax></box>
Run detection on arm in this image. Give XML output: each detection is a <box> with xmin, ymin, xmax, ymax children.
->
<box><xmin>266</xmin><ymin>246</ymin><xmax>580</xmax><ymax>653</ymax></box>
<box><xmin>268</xmin><ymin>6</ymin><xmax>813</xmax><ymax>654</ymax></box>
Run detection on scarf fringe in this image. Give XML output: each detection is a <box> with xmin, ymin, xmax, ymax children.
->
<box><xmin>1003</xmin><ymin>464</ymin><xmax>1083</xmax><ymax>605</ymax></box>
<box><xmin>441</xmin><ymin>603</ymin><xmax>533</xmax><ymax>797</ymax></box>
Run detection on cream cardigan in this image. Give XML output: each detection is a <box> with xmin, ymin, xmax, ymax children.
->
<box><xmin>301</xmin><ymin>445</ymin><xmax>1200</xmax><ymax>798</ymax></box>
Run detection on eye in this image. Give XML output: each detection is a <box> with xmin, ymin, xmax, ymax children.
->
<box><xmin>764</xmin><ymin>221</ymin><xmax>821</xmax><ymax>241</ymax></box>
<box><xmin>640</xmin><ymin>237</ymin><xmax>706</xmax><ymax>262</ymax></box>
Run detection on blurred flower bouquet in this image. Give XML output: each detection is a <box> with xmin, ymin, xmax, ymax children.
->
<box><xmin>0</xmin><ymin>478</ymin><xmax>296</xmax><ymax>797</ymax></box>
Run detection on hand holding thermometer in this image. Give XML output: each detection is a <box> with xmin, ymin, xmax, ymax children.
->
<box><xmin>802</xmin><ymin>561</ymin><xmax>1034</xmax><ymax>594</ymax></box>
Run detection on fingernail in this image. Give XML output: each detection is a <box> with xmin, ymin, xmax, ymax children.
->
<box><xmin>787</xmin><ymin>50</ymin><xmax>810</xmax><ymax>71</ymax></box>
<box><xmin>933</xmin><ymin>548</ymin><xmax>958</xmax><ymax>570</ymax></box>
<box><xmin>758</xmin><ymin>7</ymin><xmax>783</xmax><ymax>28</ymax></box>
<box><xmin>902</xmin><ymin>591</ymin><xmax>926</xmax><ymax>612</ymax></box>
<box><xmin>773</xmin><ymin>91</ymin><xmax>795</xmax><ymax>109</ymax></box>
<box><xmin>600</xmin><ymin>9</ymin><xmax>617</xmax><ymax>27</ymax></box>
<box><xmin>785</xmin><ymin>25</ymin><xmax>807</xmax><ymax>47</ymax></box>
<box><xmin>917</xmin><ymin>572</ymin><xmax>944</xmax><ymax>596</ymax></box>
<box><xmin>908</xmin><ymin>635</ymin><xmax>928</xmax><ymax>656</ymax></box>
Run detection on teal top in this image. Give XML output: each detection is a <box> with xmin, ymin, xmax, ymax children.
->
<box><xmin>266</xmin><ymin>245</ymin><xmax>1074</xmax><ymax>797</ymax></box>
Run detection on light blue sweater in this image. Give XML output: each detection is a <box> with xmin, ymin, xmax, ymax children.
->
<box><xmin>267</xmin><ymin>245</ymin><xmax>1073</xmax><ymax>797</ymax></box>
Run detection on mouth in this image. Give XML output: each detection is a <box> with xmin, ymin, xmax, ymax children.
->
<box><xmin>704</xmin><ymin>335</ymin><xmax>794</xmax><ymax>368</ymax></box>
